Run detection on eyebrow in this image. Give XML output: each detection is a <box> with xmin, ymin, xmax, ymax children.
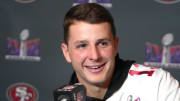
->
<box><xmin>74</xmin><ymin>40</ymin><xmax>88</xmax><ymax>45</ymax></box>
<box><xmin>73</xmin><ymin>38</ymin><xmax>112</xmax><ymax>45</ymax></box>
<box><xmin>97</xmin><ymin>38</ymin><xmax>112</xmax><ymax>43</ymax></box>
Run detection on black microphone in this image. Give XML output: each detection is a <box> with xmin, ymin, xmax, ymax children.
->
<box><xmin>54</xmin><ymin>83</ymin><xmax>86</xmax><ymax>101</ymax></box>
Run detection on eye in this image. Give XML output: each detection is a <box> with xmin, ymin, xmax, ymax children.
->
<box><xmin>99</xmin><ymin>41</ymin><xmax>109</xmax><ymax>47</ymax></box>
<box><xmin>76</xmin><ymin>44</ymin><xmax>87</xmax><ymax>49</ymax></box>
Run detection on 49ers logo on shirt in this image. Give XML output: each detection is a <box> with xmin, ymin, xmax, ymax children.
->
<box><xmin>7</xmin><ymin>83</ymin><xmax>39</xmax><ymax>101</ymax></box>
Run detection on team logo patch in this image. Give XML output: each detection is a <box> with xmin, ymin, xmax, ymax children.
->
<box><xmin>73</xmin><ymin>0</ymin><xmax>112</xmax><ymax>8</ymax></box>
<box><xmin>14</xmin><ymin>0</ymin><xmax>36</xmax><ymax>4</ymax></box>
<box><xmin>5</xmin><ymin>29</ymin><xmax>41</xmax><ymax>61</ymax></box>
<box><xmin>7</xmin><ymin>83</ymin><xmax>39</xmax><ymax>101</ymax></box>
<box><xmin>144</xmin><ymin>33</ymin><xmax>180</xmax><ymax>69</ymax></box>
<box><xmin>155</xmin><ymin>0</ymin><xmax>180</xmax><ymax>4</ymax></box>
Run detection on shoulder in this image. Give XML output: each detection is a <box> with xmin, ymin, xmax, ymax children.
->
<box><xmin>128</xmin><ymin>64</ymin><xmax>179</xmax><ymax>89</ymax></box>
<box><xmin>107</xmin><ymin>63</ymin><xmax>180</xmax><ymax>101</ymax></box>
<box><xmin>128</xmin><ymin>64</ymin><xmax>164</xmax><ymax>77</ymax></box>
<box><xmin>127</xmin><ymin>63</ymin><xmax>179</xmax><ymax>86</ymax></box>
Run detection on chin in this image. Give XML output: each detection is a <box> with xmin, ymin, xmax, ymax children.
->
<box><xmin>88</xmin><ymin>79</ymin><xmax>108</xmax><ymax>87</ymax></box>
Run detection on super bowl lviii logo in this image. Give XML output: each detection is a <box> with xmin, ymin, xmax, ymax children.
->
<box><xmin>73</xmin><ymin>0</ymin><xmax>112</xmax><ymax>8</ymax></box>
<box><xmin>5</xmin><ymin>29</ymin><xmax>41</xmax><ymax>61</ymax></box>
<box><xmin>7</xmin><ymin>83</ymin><xmax>39</xmax><ymax>101</ymax></box>
<box><xmin>144</xmin><ymin>33</ymin><xmax>180</xmax><ymax>69</ymax></box>
<box><xmin>155</xmin><ymin>0</ymin><xmax>180</xmax><ymax>4</ymax></box>
<box><xmin>14</xmin><ymin>0</ymin><xmax>36</xmax><ymax>4</ymax></box>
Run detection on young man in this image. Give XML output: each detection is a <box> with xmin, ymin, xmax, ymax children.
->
<box><xmin>61</xmin><ymin>3</ymin><xmax>180</xmax><ymax>101</ymax></box>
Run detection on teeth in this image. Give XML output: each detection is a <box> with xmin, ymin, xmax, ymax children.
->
<box><xmin>90</xmin><ymin>66</ymin><xmax>99</xmax><ymax>69</ymax></box>
<box><xmin>85</xmin><ymin>63</ymin><xmax>105</xmax><ymax>69</ymax></box>
<box><xmin>86</xmin><ymin>66</ymin><xmax>100</xmax><ymax>69</ymax></box>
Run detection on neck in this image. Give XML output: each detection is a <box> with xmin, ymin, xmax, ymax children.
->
<box><xmin>83</xmin><ymin>82</ymin><xmax>108</xmax><ymax>99</ymax></box>
<box><xmin>77</xmin><ymin>76</ymin><xmax>113</xmax><ymax>99</ymax></box>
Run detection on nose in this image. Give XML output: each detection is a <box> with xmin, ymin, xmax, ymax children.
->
<box><xmin>88</xmin><ymin>46</ymin><xmax>100</xmax><ymax>62</ymax></box>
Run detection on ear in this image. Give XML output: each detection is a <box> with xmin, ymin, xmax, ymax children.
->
<box><xmin>114</xmin><ymin>37</ymin><xmax>119</xmax><ymax>55</ymax></box>
<box><xmin>61</xmin><ymin>43</ymin><xmax>72</xmax><ymax>63</ymax></box>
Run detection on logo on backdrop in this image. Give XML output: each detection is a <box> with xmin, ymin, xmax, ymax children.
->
<box><xmin>144</xmin><ymin>33</ymin><xmax>180</xmax><ymax>69</ymax></box>
<box><xmin>7</xmin><ymin>83</ymin><xmax>39</xmax><ymax>101</ymax></box>
<box><xmin>14</xmin><ymin>0</ymin><xmax>36</xmax><ymax>4</ymax></box>
<box><xmin>155</xmin><ymin>0</ymin><xmax>180</xmax><ymax>4</ymax></box>
<box><xmin>5</xmin><ymin>29</ymin><xmax>41</xmax><ymax>61</ymax></box>
<box><xmin>73</xmin><ymin>0</ymin><xmax>112</xmax><ymax>8</ymax></box>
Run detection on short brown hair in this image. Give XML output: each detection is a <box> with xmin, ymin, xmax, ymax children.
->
<box><xmin>63</xmin><ymin>3</ymin><xmax>116</xmax><ymax>44</ymax></box>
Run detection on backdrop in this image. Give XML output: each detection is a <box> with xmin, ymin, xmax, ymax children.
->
<box><xmin>0</xmin><ymin>0</ymin><xmax>180</xmax><ymax>101</ymax></box>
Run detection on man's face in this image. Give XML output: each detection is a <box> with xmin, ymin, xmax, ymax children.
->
<box><xmin>61</xmin><ymin>21</ymin><xmax>118</xmax><ymax>86</ymax></box>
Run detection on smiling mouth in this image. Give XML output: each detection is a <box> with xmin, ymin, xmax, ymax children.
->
<box><xmin>85</xmin><ymin>63</ymin><xmax>106</xmax><ymax>69</ymax></box>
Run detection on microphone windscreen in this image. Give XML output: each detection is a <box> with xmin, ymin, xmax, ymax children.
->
<box><xmin>54</xmin><ymin>83</ymin><xmax>86</xmax><ymax>101</ymax></box>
